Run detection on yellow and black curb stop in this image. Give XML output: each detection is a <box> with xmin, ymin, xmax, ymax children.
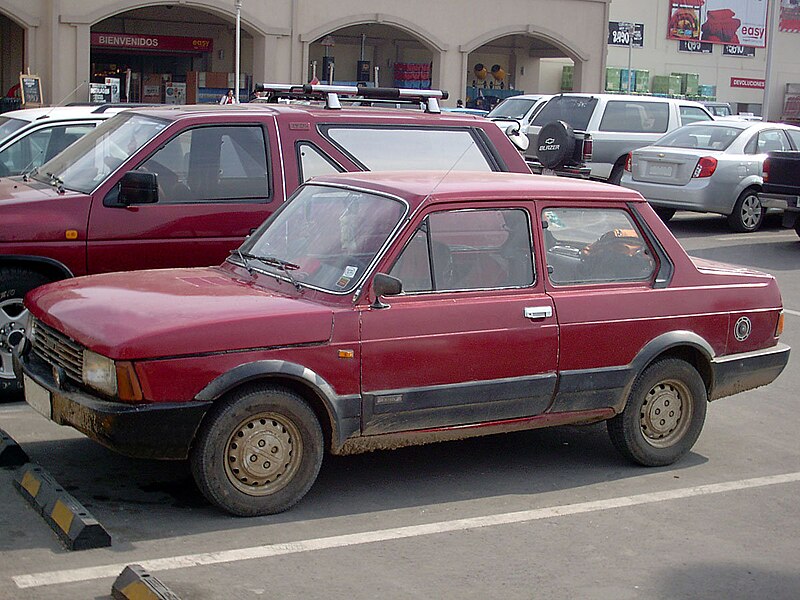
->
<box><xmin>0</xmin><ymin>427</ymin><xmax>29</xmax><ymax>467</ymax></box>
<box><xmin>13</xmin><ymin>463</ymin><xmax>112</xmax><ymax>550</ymax></box>
<box><xmin>112</xmin><ymin>564</ymin><xmax>182</xmax><ymax>600</ymax></box>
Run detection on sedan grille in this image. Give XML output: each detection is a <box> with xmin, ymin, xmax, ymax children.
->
<box><xmin>30</xmin><ymin>319</ymin><xmax>84</xmax><ymax>383</ymax></box>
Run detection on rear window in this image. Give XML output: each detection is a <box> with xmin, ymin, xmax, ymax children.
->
<box><xmin>531</xmin><ymin>96</ymin><xmax>598</xmax><ymax>131</ymax></box>
<box><xmin>655</xmin><ymin>125</ymin><xmax>743</xmax><ymax>151</ymax></box>
<box><xmin>323</xmin><ymin>126</ymin><xmax>495</xmax><ymax>171</ymax></box>
<box><xmin>599</xmin><ymin>101</ymin><xmax>669</xmax><ymax>133</ymax></box>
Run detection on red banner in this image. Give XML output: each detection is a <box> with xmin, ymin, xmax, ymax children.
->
<box><xmin>91</xmin><ymin>33</ymin><xmax>213</xmax><ymax>53</ymax></box>
<box><xmin>730</xmin><ymin>77</ymin><xmax>765</xmax><ymax>89</ymax></box>
<box><xmin>780</xmin><ymin>0</ymin><xmax>800</xmax><ymax>33</ymax></box>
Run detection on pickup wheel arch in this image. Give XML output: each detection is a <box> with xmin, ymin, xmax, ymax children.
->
<box><xmin>618</xmin><ymin>331</ymin><xmax>715</xmax><ymax>413</ymax></box>
<box><xmin>194</xmin><ymin>360</ymin><xmax>358</xmax><ymax>453</ymax></box>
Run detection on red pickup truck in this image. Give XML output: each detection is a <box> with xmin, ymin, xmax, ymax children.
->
<box><xmin>0</xmin><ymin>86</ymin><xmax>531</xmax><ymax>393</ymax></box>
<box><xmin>16</xmin><ymin>171</ymin><xmax>789</xmax><ymax>516</ymax></box>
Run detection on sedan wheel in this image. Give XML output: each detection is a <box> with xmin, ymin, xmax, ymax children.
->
<box><xmin>727</xmin><ymin>189</ymin><xmax>764</xmax><ymax>233</ymax></box>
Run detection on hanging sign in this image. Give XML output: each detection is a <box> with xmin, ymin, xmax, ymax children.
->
<box><xmin>608</xmin><ymin>22</ymin><xmax>645</xmax><ymax>47</ymax></box>
<box><xmin>678</xmin><ymin>40</ymin><xmax>714</xmax><ymax>52</ymax></box>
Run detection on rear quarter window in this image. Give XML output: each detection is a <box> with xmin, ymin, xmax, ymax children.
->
<box><xmin>600</xmin><ymin>101</ymin><xmax>669</xmax><ymax>134</ymax></box>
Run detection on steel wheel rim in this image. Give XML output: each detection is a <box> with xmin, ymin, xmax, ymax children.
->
<box><xmin>740</xmin><ymin>194</ymin><xmax>762</xmax><ymax>230</ymax></box>
<box><xmin>640</xmin><ymin>379</ymin><xmax>693</xmax><ymax>448</ymax></box>
<box><xmin>0</xmin><ymin>298</ymin><xmax>29</xmax><ymax>380</ymax></box>
<box><xmin>225</xmin><ymin>412</ymin><xmax>303</xmax><ymax>496</ymax></box>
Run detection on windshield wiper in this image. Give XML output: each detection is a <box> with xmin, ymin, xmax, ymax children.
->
<box><xmin>46</xmin><ymin>171</ymin><xmax>65</xmax><ymax>194</ymax></box>
<box><xmin>234</xmin><ymin>250</ymin><xmax>303</xmax><ymax>291</ymax></box>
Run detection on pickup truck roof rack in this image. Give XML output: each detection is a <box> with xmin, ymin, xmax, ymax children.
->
<box><xmin>253</xmin><ymin>83</ymin><xmax>449</xmax><ymax>114</ymax></box>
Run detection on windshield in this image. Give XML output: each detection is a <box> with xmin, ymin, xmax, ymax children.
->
<box><xmin>235</xmin><ymin>184</ymin><xmax>406</xmax><ymax>293</ymax></box>
<box><xmin>532</xmin><ymin>95</ymin><xmax>598</xmax><ymax>130</ymax></box>
<box><xmin>487</xmin><ymin>98</ymin><xmax>539</xmax><ymax>120</ymax></box>
<box><xmin>655</xmin><ymin>124</ymin><xmax>743</xmax><ymax>151</ymax></box>
<box><xmin>32</xmin><ymin>113</ymin><xmax>168</xmax><ymax>193</ymax></box>
<box><xmin>0</xmin><ymin>116</ymin><xmax>27</xmax><ymax>142</ymax></box>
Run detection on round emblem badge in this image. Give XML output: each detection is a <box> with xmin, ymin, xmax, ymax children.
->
<box><xmin>734</xmin><ymin>316</ymin><xmax>752</xmax><ymax>342</ymax></box>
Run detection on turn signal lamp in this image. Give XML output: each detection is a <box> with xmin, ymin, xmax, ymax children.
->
<box><xmin>776</xmin><ymin>311</ymin><xmax>785</xmax><ymax>338</ymax></box>
<box><xmin>115</xmin><ymin>362</ymin><xmax>143</xmax><ymax>402</ymax></box>
<box><xmin>692</xmin><ymin>157</ymin><xmax>717</xmax><ymax>178</ymax></box>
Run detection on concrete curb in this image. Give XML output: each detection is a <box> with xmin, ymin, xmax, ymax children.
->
<box><xmin>112</xmin><ymin>564</ymin><xmax>182</xmax><ymax>600</ymax></box>
<box><xmin>0</xmin><ymin>428</ymin><xmax>29</xmax><ymax>467</ymax></box>
<box><xmin>13</xmin><ymin>463</ymin><xmax>112</xmax><ymax>550</ymax></box>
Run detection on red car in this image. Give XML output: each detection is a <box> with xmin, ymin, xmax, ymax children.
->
<box><xmin>16</xmin><ymin>171</ymin><xmax>789</xmax><ymax>516</ymax></box>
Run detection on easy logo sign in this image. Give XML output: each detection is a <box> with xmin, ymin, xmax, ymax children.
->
<box><xmin>667</xmin><ymin>0</ymin><xmax>768</xmax><ymax>48</ymax></box>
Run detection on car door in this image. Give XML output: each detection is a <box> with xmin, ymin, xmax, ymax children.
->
<box><xmin>360</xmin><ymin>203</ymin><xmax>559</xmax><ymax>435</ymax></box>
<box><xmin>87</xmin><ymin>121</ymin><xmax>278</xmax><ymax>274</ymax></box>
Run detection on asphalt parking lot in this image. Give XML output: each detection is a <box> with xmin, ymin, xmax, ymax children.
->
<box><xmin>1</xmin><ymin>212</ymin><xmax>799</xmax><ymax>600</ymax></box>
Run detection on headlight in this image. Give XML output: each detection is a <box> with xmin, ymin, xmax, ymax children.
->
<box><xmin>82</xmin><ymin>350</ymin><xmax>117</xmax><ymax>397</ymax></box>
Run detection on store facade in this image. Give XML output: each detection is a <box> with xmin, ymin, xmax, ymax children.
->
<box><xmin>0</xmin><ymin>0</ymin><xmax>610</xmax><ymax>107</ymax></box>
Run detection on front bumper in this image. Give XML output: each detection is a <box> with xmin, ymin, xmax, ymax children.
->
<box><xmin>17</xmin><ymin>349</ymin><xmax>212</xmax><ymax>460</ymax></box>
<box><xmin>709</xmin><ymin>343</ymin><xmax>790</xmax><ymax>401</ymax></box>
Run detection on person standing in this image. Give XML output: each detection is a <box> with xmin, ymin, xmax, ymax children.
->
<box><xmin>219</xmin><ymin>89</ymin><xmax>237</xmax><ymax>105</ymax></box>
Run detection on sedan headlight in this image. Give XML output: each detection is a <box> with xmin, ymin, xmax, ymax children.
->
<box><xmin>82</xmin><ymin>350</ymin><xmax>117</xmax><ymax>397</ymax></box>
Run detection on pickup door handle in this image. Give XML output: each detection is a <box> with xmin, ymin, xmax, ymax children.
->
<box><xmin>524</xmin><ymin>306</ymin><xmax>553</xmax><ymax>320</ymax></box>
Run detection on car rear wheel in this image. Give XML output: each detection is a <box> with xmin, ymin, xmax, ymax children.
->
<box><xmin>607</xmin><ymin>359</ymin><xmax>707</xmax><ymax>466</ymax></box>
<box><xmin>190</xmin><ymin>384</ymin><xmax>324</xmax><ymax>516</ymax></box>
<box><xmin>653</xmin><ymin>207</ymin><xmax>676</xmax><ymax>223</ymax></box>
<box><xmin>727</xmin><ymin>189</ymin><xmax>764</xmax><ymax>233</ymax></box>
<box><xmin>0</xmin><ymin>268</ymin><xmax>51</xmax><ymax>396</ymax></box>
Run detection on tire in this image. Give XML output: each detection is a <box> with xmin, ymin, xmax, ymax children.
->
<box><xmin>607</xmin><ymin>359</ymin><xmax>707</xmax><ymax>467</ymax></box>
<box><xmin>654</xmin><ymin>207</ymin><xmax>676</xmax><ymax>223</ymax></box>
<box><xmin>0</xmin><ymin>267</ymin><xmax>52</xmax><ymax>396</ymax></box>
<box><xmin>727</xmin><ymin>188</ymin><xmax>764</xmax><ymax>233</ymax></box>
<box><xmin>190</xmin><ymin>384</ymin><xmax>324</xmax><ymax>516</ymax></box>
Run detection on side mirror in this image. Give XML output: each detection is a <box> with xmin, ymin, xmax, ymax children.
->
<box><xmin>370</xmin><ymin>273</ymin><xmax>402</xmax><ymax>309</ymax></box>
<box><xmin>118</xmin><ymin>171</ymin><xmax>158</xmax><ymax>206</ymax></box>
<box><xmin>505</xmin><ymin>121</ymin><xmax>529</xmax><ymax>153</ymax></box>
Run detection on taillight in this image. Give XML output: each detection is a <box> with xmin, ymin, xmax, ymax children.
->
<box><xmin>776</xmin><ymin>311</ymin><xmax>785</xmax><ymax>337</ymax></box>
<box><xmin>624</xmin><ymin>152</ymin><xmax>632</xmax><ymax>172</ymax></box>
<box><xmin>692</xmin><ymin>157</ymin><xmax>717</xmax><ymax>178</ymax></box>
<box><xmin>582</xmin><ymin>136</ymin><xmax>593</xmax><ymax>162</ymax></box>
<box><xmin>762</xmin><ymin>157</ymin><xmax>770</xmax><ymax>182</ymax></box>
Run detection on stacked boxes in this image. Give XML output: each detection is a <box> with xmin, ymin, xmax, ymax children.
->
<box><xmin>620</xmin><ymin>69</ymin><xmax>635</xmax><ymax>92</ymax></box>
<box><xmin>698</xmin><ymin>84</ymin><xmax>717</xmax><ymax>99</ymax></box>
<box><xmin>634</xmin><ymin>69</ymin><xmax>650</xmax><ymax>93</ymax></box>
<box><xmin>671</xmin><ymin>72</ymin><xmax>700</xmax><ymax>96</ymax></box>
<box><xmin>652</xmin><ymin>75</ymin><xmax>682</xmax><ymax>95</ymax></box>
<box><xmin>561</xmin><ymin>65</ymin><xmax>574</xmax><ymax>91</ymax></box>
<box><xmin>605</xmin><ymin>67</ymin><xmax>622</xmax><ymax>92</ymax></box>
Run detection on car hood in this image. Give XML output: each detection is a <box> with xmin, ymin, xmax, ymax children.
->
<box><xmin>26</xmin><ymin>268</ymin><xmax>334</xmax><ymax>360</ymax></box>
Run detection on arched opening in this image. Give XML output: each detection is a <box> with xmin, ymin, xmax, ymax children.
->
<box><xmin>91</xmin><ymin>5</ymin><xmax>255</xmax><ymax>103</ymax></box>
<box><xmin>467</xmin><ymin>33</ymin><xmax>576</xmax><ymax>110</ymax></box>
<box><xmin>308</xmin><ymin>23</ymin><xmax>435</xmax><ymax>89</ymax></box>
<box><xmin>0</xmin><ymin>13</ymin><xmax>25</xmax><ymax>111</ymax></box>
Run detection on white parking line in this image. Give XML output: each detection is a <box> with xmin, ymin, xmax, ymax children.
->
<box><xmin>12</xmin><ymin>471</ymin><xmax>800</xmax><ymax>589</ymax></box>
<box><xmin>716</xmin><ymin>232</ymin><xmax>797</xmax><ymax>242</ymax></box>
<box><xmin>784</xmin><ymin>309</ymin><xmax>800</xmax><ymax>317</ymax></box>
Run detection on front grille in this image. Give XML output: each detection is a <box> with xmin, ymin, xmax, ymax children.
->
<box><xmin>30</xmin><ymin>319</ymin><xmax>84</xmax><ymax>383</ymax></box>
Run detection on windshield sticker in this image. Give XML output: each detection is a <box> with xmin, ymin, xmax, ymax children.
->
<box><xmin>336</xmin><ymin>266</ymin><xmax>358</xmax><ymax>288</ymax></box>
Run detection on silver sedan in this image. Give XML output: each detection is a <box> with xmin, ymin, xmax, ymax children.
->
<box><xmin>621</xmin><ymin>120</ymin><xmax>800</xmax><ymax>232</ymax></box>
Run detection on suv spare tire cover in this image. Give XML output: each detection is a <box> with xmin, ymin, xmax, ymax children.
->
<box><xmin>537</xmin><ymin>120</ymin><xmax>576</xmax><ymax>169</ymax></box>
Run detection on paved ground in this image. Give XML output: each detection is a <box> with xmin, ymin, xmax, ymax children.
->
<box><xmin>1</xmin><ymin>212</ymin><xmax>798</xmax><ymax>600</ymax></box>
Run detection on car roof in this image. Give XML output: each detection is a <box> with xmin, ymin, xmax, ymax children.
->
<box><xmin>683</xmin><ymin>120</ymin><xmax>800</xmax><ymax>132</ymax></box>
<box><xmin>309</xmin><ymin>170</ymin><xmax>644</xmax><ymax>209</ymax></box>
<box><xmin>0</xmin><ymin>104</ymin><xmax>135</xmax><ymax>123</ymax></box>
<box><xmin>553</xmin><ymin>93</ymin><xmax>707</xmax><ymax>107</ymax></box>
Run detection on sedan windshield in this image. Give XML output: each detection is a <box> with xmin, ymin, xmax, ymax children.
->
<box><xmin>0</xmin><ymin>116</ymin><xmax>27</xmax><ymax>142</ymax></box>
<box><xmin>235</xmin><ymin>184</ymin><xmax>406</xmax><ymax>293</ymax></box>
<box><xmin>31</xmin><ymin>113</ymin><xmax>168</xmax><ymax>193</ymax></box>
<box><xmin>654</xmin><ymin>124</ymin><xmax>743</xmax><ymax>151</ymax></box>
<box><xmin>487</xmin><ymin>98</ymin><xmax>539</xmax><ymax>120</ymax></box>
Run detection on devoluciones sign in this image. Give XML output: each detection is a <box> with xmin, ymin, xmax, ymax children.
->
<box><xmin>667</xmin><ymin>0</ymin><xmax>768</xmax><ymax>48</ymax></box>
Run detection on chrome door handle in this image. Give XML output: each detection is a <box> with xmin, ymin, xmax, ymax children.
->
<box><xmin>524</xmin><ymin>306</ymin><xmax>553</xmax><ymax>319</ymax></box>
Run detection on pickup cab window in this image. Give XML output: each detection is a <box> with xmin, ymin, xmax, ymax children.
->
<box><xmin>543</xmin><ymin>207</ymin><xmax>655</xmax><ymax>285</ymax></box>
<box><xmin>390</xmin><ymin>208</ymin><xmax>534</xmax><ymax>292</ymax></box>
<box><xmin>599</xmin><ymin>101</ymin><xmax>669</xmax><ymax>133</ymax></box>
<box><xmin>137</xmin><ymin>125</ymin><xmax>270</xmax><ymax>203</ymax></box>
<box><xmin>322</xmin><ymin>126</ymin><xmax>495</xmax><ymax>171</ymax></box>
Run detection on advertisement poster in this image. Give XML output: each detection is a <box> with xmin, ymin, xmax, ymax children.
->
<box><xmin>780</xmin><ymin>0</ymin><xmax>800</xmax><ymax>33</ymax></box>
<box><xmin>667</xmin><ymin>0</ymin><xmax>768</xmax><ymax>47</ymax></box>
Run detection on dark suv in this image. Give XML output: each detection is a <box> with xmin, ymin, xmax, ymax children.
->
<box><xmin>0</xmin><ymin>85</ymin><xmax>531</xmax><ymax>393</ymax></box>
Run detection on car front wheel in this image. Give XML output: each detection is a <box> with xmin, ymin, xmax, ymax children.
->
<box><xmin>727</xmin><ymin>189</ymin><xmax>764</xmax><ymax>233</ymax></box>
<box><xmin>190</xmin><ymin>384</ymin><xmax>324</xmax><ymax>516</ymax></box>
<box><xmin>607</xmin><ymin>359</ymin><xmax>707</xmax><ymax>467</ymax></box>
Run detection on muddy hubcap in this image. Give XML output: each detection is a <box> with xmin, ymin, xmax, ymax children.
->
<box><xmin>640</xmin><ymin>380</ymin><xmax>691</xmax><ymax>448</ymax></box>
<box><xmin>0</xmin><ymin>298</ymin><xmax>29</xmax><ymax>380</ymax></box>
<box><xmin>740</xmin><ymin>195</ymin><xmax>762</xmax><ymax>230</ymax></box>
<box><xmin>225</xmin><ymin>413</ymin><xmax>302</xmax><ymax>495</ymax></box>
